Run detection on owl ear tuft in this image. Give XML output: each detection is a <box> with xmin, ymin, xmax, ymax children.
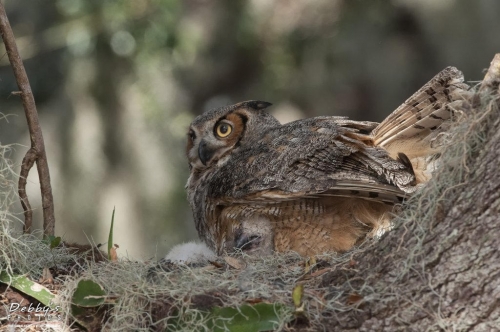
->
<box><xmin>244</xmin><ymin>100</ymin><xmax>272</xmax><ymax>111</ymax></box>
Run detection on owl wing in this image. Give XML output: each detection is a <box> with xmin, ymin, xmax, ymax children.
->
<box><xmin>371</xmin><ymin>67</ymin><xmax>470</xmax><ymax>183</ymax></box>
<box><xmin>233</xmin><ymin>181</ymin><xmax>405</xmax><ymax>204</ymax></box>
<box><xmin>372</xmin><ymin>66</ymin><xmax>469</xmax><ymax>156</ymax></box>
<box><xmin>210</xmin><ymin>117</ymin><xmax>413</xmax><ymax>205</ymax></box>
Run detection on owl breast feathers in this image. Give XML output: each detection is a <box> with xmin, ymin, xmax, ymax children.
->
<box><xmin>185</xmin><ymin>67</ymin><xmax>470</xmax><ymax>256</ymax></box>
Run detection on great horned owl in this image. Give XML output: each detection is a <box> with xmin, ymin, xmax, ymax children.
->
<box><xmin>185</xmin><ymin>67</ymin><xmax>469</xmax><ymax>256</ymax></box>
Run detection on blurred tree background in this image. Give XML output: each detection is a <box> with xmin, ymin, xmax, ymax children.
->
<box><xmin>0</xmin><ymin>0</ymin><xmax>498</xmax><ymax>259</ymax></box>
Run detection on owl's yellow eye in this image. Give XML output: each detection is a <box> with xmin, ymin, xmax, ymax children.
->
<box><xmin>215</xmin><ymin>122</ymin><xmax>233</xmax><ymax>138</ymax></box>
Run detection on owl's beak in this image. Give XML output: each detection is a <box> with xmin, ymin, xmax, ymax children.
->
<box><xmin>198</xmin><ymin>139</ymin><xmax>215</xmax><ymax>166</ymax></box>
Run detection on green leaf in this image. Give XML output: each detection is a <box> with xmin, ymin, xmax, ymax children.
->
<box><xmin>108</xmin><ymin>207</ymin><xmax>115</xmax><ymax>258</ymax></box>
<box><xmin>42</xmin><ymin>235</ymin><xmax>56</xmax><ymax>246</ymax></box>
<box><xmin>209</xmin><ymin>303</ymin><xmax>285</xmax><ymax>332</ymax></box>
<box><xmin>71</xmin><ymin>303</ymin><xmax>107</xmax><ymax>330</ymax></box>
<box><xmin>72</xmin><ymin>279</ymin><xmax>106</xmax><ymax>307</ymax></box>
<box><xmin>0</xmin><ymin>271</ymin><xmax>56</xmax><ymax>306</ymax></box>
<box><xmin>70</xmin><ymin>303</ymin><xmax>86</xmax><ymax>317</ymax></box>
<box><xmin>50</xmin><ymin>236</ymin><xmax>62</xmax><ymax>249</ymax></box>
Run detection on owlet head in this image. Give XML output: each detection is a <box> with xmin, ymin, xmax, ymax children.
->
<box><xmin>186</xmin><ymin>100</ymin><xmax>278</xmax><ymax>170</ymax></box>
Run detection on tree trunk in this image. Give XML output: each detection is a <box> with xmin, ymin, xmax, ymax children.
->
<box><xmin>318</xmin><ymin>57</ymin><xmax>500</xmax><ymax>331</ymax></box>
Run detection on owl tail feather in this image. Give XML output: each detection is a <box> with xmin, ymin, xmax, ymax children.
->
<box><xmin>371</xmin><ymin>67</ymin><xmax>470</xmax><ymax>184</ymax></box>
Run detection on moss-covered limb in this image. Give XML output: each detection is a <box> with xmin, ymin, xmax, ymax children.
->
<box><xmin>315</xmin><ymin>58</ymin><xmax>500</xmax><ymax>331</ymax></box>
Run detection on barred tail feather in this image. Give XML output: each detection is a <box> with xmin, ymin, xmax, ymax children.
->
<box><xmin>371</xmin><ymin>67</ymin><xmax>470</xmax><ymax>183</ymax></box>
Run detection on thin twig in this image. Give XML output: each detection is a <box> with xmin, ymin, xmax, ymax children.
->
<box><xmin>18</xmin><ymin>148</ymin><xmax>36</xmax><ymax>231</ymax></box>
<box><xmin>0</xmin><ymin>3</ymin><xmax>55</xmax><ymax>235</ymax></box>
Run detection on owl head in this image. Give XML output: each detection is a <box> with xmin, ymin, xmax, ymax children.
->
<box><xmin>186</xmin><ymin>100</ymin><xmax>279</xmax><ymax>170</ymax></box>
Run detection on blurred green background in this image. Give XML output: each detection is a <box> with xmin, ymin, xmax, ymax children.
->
<box><xmin>0</xmin><ymin>0</ymin><xmax>498</xmax><ymax>259</ymax></box>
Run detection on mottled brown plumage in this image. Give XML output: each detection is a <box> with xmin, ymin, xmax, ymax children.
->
<box><xmin>185</xmin><ymin>67</ymin><xmax>469</xmax><ymax>256</ymax></box>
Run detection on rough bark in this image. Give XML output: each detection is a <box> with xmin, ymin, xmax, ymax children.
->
<box><xmin>0</xmin><ymin>3</ymin><xmax>55</xmax><ymax>235</ymax></box>
<box><xmin>317</xmin><ymin>57</ymin><xmax>500</xmax><ymax>331</ymax></box>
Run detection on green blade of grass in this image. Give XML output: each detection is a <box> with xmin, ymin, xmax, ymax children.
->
<box><xmin>107</xmin><ymin>207</ymin><xmax>115</xmax><ymax>258</ymax></box>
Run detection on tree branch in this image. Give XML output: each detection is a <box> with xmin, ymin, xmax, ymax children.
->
<box><xmin>0</xmin><ymin>3</ymin><xmax>55</xmax><ymax>235</ymax></box>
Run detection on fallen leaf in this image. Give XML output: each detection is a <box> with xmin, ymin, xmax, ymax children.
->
<box><xmin>347</xmin><ymin>293</ymin><xmax>363</xmax><ymax>305</ymax></box>
<box><xmin>245</xmin><ymin>298</ymin><xmax>264</xmax><ymax>304</ymax></box>
<box><xmin>39</xmin><ymin>267</ymin><xmax>54</xmax><ymax>284</ymax></box>
<box><xmin>223</xmin><ymin>256</ymin><xmax>246</xmax><ymax>269</ymax></box>
<box><xmin>109</xmin><ymin>246</ymin><xmax>118</xmax><ymax>261</ymax></box>
<box><xmin>209</xmin><ymin>260</ymin><xmax>224</xmax><ymax>268</ymax></box>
